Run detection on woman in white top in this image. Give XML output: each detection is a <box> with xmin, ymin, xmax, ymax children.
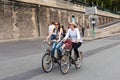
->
<box><xmin>63</xmin><ymin>22</ymin><xmax>82</xmax><ymax>59</ymax></box>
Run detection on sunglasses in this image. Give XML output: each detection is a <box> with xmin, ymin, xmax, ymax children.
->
<box><xmin>55</xmin><ymin>24</ymin><xmax>58</xmax><ymax>25</ymax></box>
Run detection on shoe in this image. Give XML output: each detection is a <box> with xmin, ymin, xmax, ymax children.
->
<box><xmin>77</xmin><ymin>58</ymin><xmax>80</xmax><ymax>63</ymax></box>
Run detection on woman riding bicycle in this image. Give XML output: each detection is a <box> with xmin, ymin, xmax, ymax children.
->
<box><xmin>62</xmin><ymin>22</ymin><xmax>82</xmax><ymax>62</ymax></box>
<box><xmin>45</xmin><ymin>22</ymin><xmax>64</xmax><ymax>57</ymax></box>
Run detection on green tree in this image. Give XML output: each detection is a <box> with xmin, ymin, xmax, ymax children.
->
<box><xmin>103</xmin><ymin>0</ymin><xmax>112</xmax><ymax>10</ymax></box>
<box><xmin>67</xmin><ymin>0</ymin><xmax>120</xmax><ymax>12</ymax></box>
<box><xmin>112</xmin><ymin>0</ymin><xmax>120</xmax><ymax>12</ymax></box>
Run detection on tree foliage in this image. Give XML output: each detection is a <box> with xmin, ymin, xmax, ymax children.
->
<box><xmin>68</xmin><ymin>0</ymin><xmax>120</xmax><ymax>12</ymax></box>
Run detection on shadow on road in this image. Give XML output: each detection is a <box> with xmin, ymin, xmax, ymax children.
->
<box><xmin>1</xmin><ymin>68</ymin><xmax>44</xmax><ymax>80</ymax></box>
<box><xmin>83</xmin><ymin>41</ymin><xmax>120</xmax><ymax>57</ymax></box>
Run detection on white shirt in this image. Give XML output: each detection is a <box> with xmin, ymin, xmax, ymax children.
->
<box><xmin>92</xmin><ymin>21</ymin><xmax>96</xmax><ymax>24</ymax></box>
<box><xmin>64</xmin><ymin>28</ymin><xmax>82</xmax><ymax>42</ymax></box>
<box><xmin>48</xmin><ymin>24</ymin><xmax>55</xmax><ymax>34</ymax></box>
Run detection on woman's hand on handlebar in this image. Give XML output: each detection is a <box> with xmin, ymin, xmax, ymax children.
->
<box><xmin>61</xmin><ymin>39</ymin><xmax>66</xmax><ymax>42</ymax></box>
<box><xmin>52</xmin><ymin>39</ymin><xmax>57</xmax><ymax>42</ymax></box>
<box><xmin>73</xmin><ymin>40</ymin><xmax>80</xmax><ymax>43</ymax></box>
<box><xmin>44</xmin><ymin>39</ymin><xmax>51</xmax><ymax>45</ymax></box>
<box><xmin>56</xmin><ymin>39</ymin><xmax>60</xmax><ymax>42</ymax></box>
<box><xmin>44</xmin><ymin>39</ymin><xmax>48</xmax><ymax>43</ymax></box>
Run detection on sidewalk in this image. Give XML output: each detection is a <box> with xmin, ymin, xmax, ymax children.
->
<box><xmin>0</xmin><ymin>33</ymin><xmax>119</xmax><ymax>43</ymax></box>
<box><xmin>83</xmin><ymin>33</ymin><xmax>120</xmax><ymax>41</ymax></box>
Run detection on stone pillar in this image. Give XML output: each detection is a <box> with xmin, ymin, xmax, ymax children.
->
<box><xmin>102</xmin><ymin>17</ymin><xmax>104</xmax><ymax>25</ymax></box>
<box><xmin>107</xmin><ymin>17</ymin><xmax>109</xmax><ymax>23</ymax></box>
<box><xmin>111</xmin><ymin>18</ymin><xmax>113</xmax><ymax>22</ymax></box>
<box><xmin>108</xmin><ymin>17</ymin><xmax>110</xmax><ymax>23</ymax></box>
<box><xmin>61</xmin><ymin>9</ymin><xmax>68</xmax><ymax>27</ymax></box>
<box><xmin>105</xmin><ymin>17</ymin><xmax>107</xmax><ymax>24</ymax></box>
<box><xmin>110</xmin><ymin>18</ymin><xmax>112</xmax><ymax>22</ymax></box>
<box><xmin>104</xmin><ymin>17</ymin><xmax>106</xmax><ymax>24</ymax></box>
<box><xmin>0</xmin><ymin>3</ymin><xmax>14</xmax><ymax>40</ymax></box>
<box><xmin>39</xmin><ymin>6</ymin><xmax>48</xmax><ymax>36</ymax></box>
<box><xmin>98</xmin><ymin>17</ymin><xmax>101</xmax><ymax>26</ymax></box>
<box><xmin>31</xmin><ymin>8</ymin><xmax>38</xmax><ymax>37</ymax></box>
<box><xmin>58</xmin><ymin>9</ymin><xmax>61</xmax><ymax>24</ymax></box>
<box><xmin>84</xmin><ymin>15</ymin><xmax>89</xmax><ymax>29</ymax></box>
<box><xmin>106</xmin><ymin>17</ymin><xmax>108</xmax><ymax>23</ymax></box>
<box><xmin>78</xmin><ymin>13</ymin><xmax>83</xmax><ymax>27</ymax></box>
<box><xmin>82</xmin><ymin>14</ymin><xmax>85</xmax><ymax>26</ymax></box>
<box><xmin>100</xmin><ymin>17</ymin><xmax>102</xmax><ymax>25</ymax></box>
<box><xmin>46</xmin><ymin>8</ymin><xmax>50</xmax><ymax>25</ymax></box>
<box><xmin>110</xmin><ymin>17</ymin><xmax>112</xmax><ymax>22</ymax></box>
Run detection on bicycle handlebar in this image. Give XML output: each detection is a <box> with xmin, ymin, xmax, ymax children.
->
<box><xmin>44</xmin><ymin>39</ymin><xmax>57</xmax><ymax>45</ymax></box>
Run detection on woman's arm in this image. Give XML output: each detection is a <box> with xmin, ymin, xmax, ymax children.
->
<box><xmin>76</xmin><ymin>28</ymin><xmax>81</xmax><ymax>42</ymax></box>
<box><xmin>64</xmin><ymin>29</ymin><xmax>70</xmax><ymax>40</ymax></box>
<box><xmin>57</xmin><ymin>28</ymin><xmax>63</xmax><ymax>42</ymax></box>
<box><xmin>46</xmin><ymin>28</ymin><xmax>54</xmax><ymax>40</ymax></box>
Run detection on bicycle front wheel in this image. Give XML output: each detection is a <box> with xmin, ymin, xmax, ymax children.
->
<box><xmin>42</xmin><ymin>53</ymin><xmax>53</xmax><ymax>73</ymax></box>
<box><xmin>74</xmin><ymin>52</ymin><xmax>83</xmax><ymax>69</ymax></box>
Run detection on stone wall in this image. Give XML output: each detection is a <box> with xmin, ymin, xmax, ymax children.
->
<box><xmin>0</xmin><ymin>3</ymin><xmax>13</xmax><ymax>40</ymax></box>
<box><xmin>0</xmin><ymin>2</ymin><xmax>38</xmax><ymax>40</ymax></box>
<box><xmin>38</xmin><ymin>6</ymin><xmax>86</xmax><ymax>36</ymax></box>
<box><xmin>0</xmin><ymin>0</ymin><xmax>120</xmax><ymax>41</ymax></box>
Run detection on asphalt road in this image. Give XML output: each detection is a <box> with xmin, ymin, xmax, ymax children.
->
<box><xmin>0</xmin><ymin>35</ymin><xmax>120</xmax><ymax>80</ymax></box>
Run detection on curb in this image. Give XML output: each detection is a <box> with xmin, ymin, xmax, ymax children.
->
<box><xmin>0</xmin><ymin>33</ymin><xmax>119</xmax><ymax>43</ymax></box>
<box><xmin>83</xmin><ymin>33</ymin><xmax>120</xmax><ymax>41</ymax></box>
<box><xmin>0</xmin><ymin>37</ymin><xmax>46</xmax><ymax>43</ymax></box>
<box><xmin>0</xmin><ymin>38</ymin><xmax>38</xmax><ymax>43</ymax></box>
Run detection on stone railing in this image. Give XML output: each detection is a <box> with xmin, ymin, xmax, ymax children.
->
<box><xmin>98</xmin><ymin>20</ymin><xmax>120</xmax><ymax>28</ymax></box>
<box><xmin>97</xmin><ymin>10</ymin><xmax>120</xmax><ymax>18</ymax></box>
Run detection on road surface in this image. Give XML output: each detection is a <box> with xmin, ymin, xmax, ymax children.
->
<box><xmin>0</xmin><ymin>35</ymin><xmax>120</xmax><ymax>80</ymax></box>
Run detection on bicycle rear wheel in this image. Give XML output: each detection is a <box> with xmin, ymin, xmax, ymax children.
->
<box><xmin>60</xmin><ymin>54</ymin><xmax>70</xmax><ymax>74</ymax></box>
<box><xmin>42</xmin><ymin>53</ymin><xmax>53</xmax><ymax>73</ymax></box>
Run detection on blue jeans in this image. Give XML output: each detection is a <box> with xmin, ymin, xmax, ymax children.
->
<box><xmin>51</xmin><ymin>42</ymin><xmax>57</xmax><ymax>56</ymax></box>
<box><xmin>56</xmin><ymin>41</ymin><xmax>63</xmax><ymax>55</ymax></box>
<box><xmin>51</xmin><ymin>35</ymin><xmax>56</xmax><ymax>40</ymax></box>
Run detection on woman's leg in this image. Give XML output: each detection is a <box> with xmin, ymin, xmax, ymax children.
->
<box><xmin>56</xmin><ymin>42</ymin><xmax>63</xmax><ymax>55</ymax></box>
<box><xmin>51</xmin><ymin>42</ymin><xmax>57</xmax><ymax>56</ymax></box>
<box><xmin>73</xmin><ymin>42</ymin><xmax>82</xmax><ymax>57</ymax></box>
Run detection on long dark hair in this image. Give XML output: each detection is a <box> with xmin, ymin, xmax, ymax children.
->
<box><xmin>61</xmin><ymin>25</ymin><xmax>66</xmax><ymax>37</ymax></box>
<box><xmin>54</xmin><ymin>22</ymin><xmax>60</xmax><ymax>33</ymax></box>
<box><xmin>61</xmin><ymin>25</ymin><xmax>66</xmax><ymax>34</ymax></box>
<box><xmin>58</xmin><ymin>22</ymin><xmax>60</xmax><ymax>32</ymax></box>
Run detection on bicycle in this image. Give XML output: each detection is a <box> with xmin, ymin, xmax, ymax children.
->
<box><xmin>42</xmin><ymin>40</ymin><xmax>70</xmax><ymax>74</ymax></box>
<box><xmin>60</xmin><ymin>40</ymin><xmax>83</xmax><ymax>74</ymax></box>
